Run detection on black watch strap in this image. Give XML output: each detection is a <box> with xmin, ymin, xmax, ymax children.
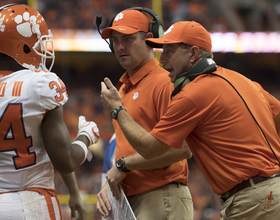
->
<box><xmin>116</xmin><ymin>157</ymin><xmax>130</xmax><ymax>172</ymax></box>
<box><xmin>111</xmin><ymin>105</ymin><xmax>127</xmax><ymax>120</ymax></box>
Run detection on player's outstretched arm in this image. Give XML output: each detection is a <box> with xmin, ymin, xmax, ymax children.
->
<box><xmin>41</xmin><ymin>106</ymin><xmax>99</xmax><ymax>173</ymax></box>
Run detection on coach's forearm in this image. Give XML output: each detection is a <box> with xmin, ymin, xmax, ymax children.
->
<box><xmin>116</xmin><ymin>110</ymin><xmax>171</xmax><ymax>159</ymax></box>
<box><xmin>124</xmin><ymin>141</ymin><xmax>191</xmax><ymax>170</ymax></box>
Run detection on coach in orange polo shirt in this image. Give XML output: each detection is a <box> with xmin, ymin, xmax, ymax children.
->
<box><xmin>101</xmin><ymin>20</ymin><xmax>280</xmax><ymax>220</ymax></box>
<box><xmin>96</xmin><ymin>8</ymin><xmax>193</xmax><ymax>220</ymax></box>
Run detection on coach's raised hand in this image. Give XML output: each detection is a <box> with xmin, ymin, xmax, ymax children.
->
<box><xmin>101</xmin><ymin>77</ymin><xmax>122</xmax><ymax>111</ymax></box>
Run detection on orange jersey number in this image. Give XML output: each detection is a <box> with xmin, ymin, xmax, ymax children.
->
<box><xmin>0</xmin><ymin>104</ymin><xmax>35</xmax><ymax>169</ymax></box>
<box><xmin>49</xmin><ymin>78</ymin><xmax>68</xmax><ymax>102</ymax></box>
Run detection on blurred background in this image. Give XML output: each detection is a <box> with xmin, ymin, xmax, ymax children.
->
<box><xmin>1</xmin><ymin>0</ymin><xmax>280</xmax><ymax>219</ymax></box>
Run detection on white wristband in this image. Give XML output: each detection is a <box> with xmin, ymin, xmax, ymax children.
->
<box><xmin>72</xmin><ymin>140</ymin><xmax>88</xmax><ymax>165</ymax></box>
<box><xmin>77</xmin><ymin>131</ymin><xmax>93</xmax><ymax>145</ymax></box>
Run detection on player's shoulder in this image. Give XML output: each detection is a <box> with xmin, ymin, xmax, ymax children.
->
<box><xmin>31</xmin><ymin>70</ymin><xmax>68</xmax><ymax>109</ymax></box>
<box><xmin>30</xmin><ymin>70</ymin><xmax>67</xmax><ymax>90</ymax></box>
<box><xmin>32</xmin><ymin>70</ymin><xmax>60</xmax><ymax>81</ymax></box>
<box><xmin>14</xmin><ymin>69</ymin><xmax>61</xmax><ymax>83</ymax></box>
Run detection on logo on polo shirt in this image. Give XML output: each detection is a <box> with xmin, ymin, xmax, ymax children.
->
<box><xmin>133</xmin><ymin>92</ymin><xmax>139</xmax><ymax>100</ymax></box>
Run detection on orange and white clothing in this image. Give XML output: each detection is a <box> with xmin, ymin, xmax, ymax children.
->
<box><xmin>0</xmin><ymin>69</ymin><xmax>68</xmax><ymax>219</ymax></box>
<box><xmin>114</xmin><ymin>58</ymin><xmax>189</xmax><ymax>196</ymax></box>
<box><xmin>151</xmin><ymin>65</ymin><xmax>280</xmax><ymax>195</ymax></box>
<box><xmin>0</xmin><ymin>190</ymin><xmax>61</xmax><ymax>220</ymax></box>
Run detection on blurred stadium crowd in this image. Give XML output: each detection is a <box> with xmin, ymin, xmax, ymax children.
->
<box><xmin>35</xmin><ymin>0</ymin><xmax>280</xmax><ymax>32</ymax></box>
<box><xmin>1</xmin><ymin>0</ymin><xmax>280</xmax><ymax>219</ymax></box>
<box><xmin>2</xmin><ymin>0</ymin><xmax>280</xmax><ymax>32</ymax></box>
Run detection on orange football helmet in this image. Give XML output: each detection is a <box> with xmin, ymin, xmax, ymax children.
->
<box><xmin>0</xmin><ymin>4</ymin><xmax>54</xmax><ymax>71</ymax></box>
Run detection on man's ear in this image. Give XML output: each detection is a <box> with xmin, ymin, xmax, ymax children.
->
<box><xmin>145</xmin><ymin>32</ymin><xmax>154</xmax><ymax>49</ymax></box>
<box><xmin>146</xmin><ymin>32</ymin><xmax>154</xmax><ymax>39</ymax></box>
<box><xmin>190</xmin><ymin>46</ymin><xmax>200</xmax><ymax>64</ymax></box>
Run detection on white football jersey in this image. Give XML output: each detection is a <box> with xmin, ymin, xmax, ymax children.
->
<box><xmin>0</xmin><ymin>69</ymin><xmax>68</xmax><ymax>193</ymax></box>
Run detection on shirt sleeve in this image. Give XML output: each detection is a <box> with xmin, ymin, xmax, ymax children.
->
<box><xmin>35</xmin><ymin>72</ymin><xmax>68</xmax><ymax>111</ymax></box>
<box><xmin>253</xmin><ymin>81</ymin><xmax>280</xmax><ymax>119</ymax></box>
<box><xmin>154</xmin><ymin>82</ymin><xmax>173</xmax><ymax>121</ymax></box>
<box><xmin>151</xmin><ymin>95</ymin><xmax>201</xmax><ymax>149</ymax></box>
<box><xmin>263</xmin><ymin>90</ymin><xmax>280</xmax><ymax>118</ymax></box>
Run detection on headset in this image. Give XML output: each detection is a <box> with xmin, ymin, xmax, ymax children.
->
<box><xmin>172</xmin><ymin>58</ymin><xmax>280</xmax><ymax>165</ymax></box>
<box><xmin>96</xmin><ymin>7</ymin><xmax>164</xmax><ymax>53</ymax></box>
<box><xmin>172</xmin><ymin>58</ymin><xmax>217</xmax><ymax>98</ymax></box>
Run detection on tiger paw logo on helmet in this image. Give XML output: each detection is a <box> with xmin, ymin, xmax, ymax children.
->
<box><xmin>14</xmin><ymin>12</ymin><xmax>40</xmax><ymax>37</ymax></box>
<box><xmin>0</xmin><ymin>4</ymin><xmax>55</xmax><ymax>72</ymax></box>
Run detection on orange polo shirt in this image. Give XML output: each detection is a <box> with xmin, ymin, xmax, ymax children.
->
<box><xmin>114</xmin><ymin>58</ymin><xmax>189</xmax><ymax>196</ymax></box>
<box><xmin>151</xmin><ymin>66</ymin><xmax>280</xmax><ymax>195</ymax></box>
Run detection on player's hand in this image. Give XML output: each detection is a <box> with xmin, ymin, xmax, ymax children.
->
<box><xmin>97</xmin><ymin>182</ymin><xmax>111</xmax><ymax>218</ymax></box>
<box><xmin>106</xmin><ymin>165</ymin><xmax>127</xmax><ymax>200</ymax></box>
<box><xmin>68</xmin><ymin>193</ymin><xmax>85</xmax><ymax>220</ymax></box>
<box><xmin>77</xmin><ymin>116</ymin><xmax>99</xmax><ymax>145</ymax></box>
<box><xmin>100</xmin><ymin>77</ymin><xmax>122</xmax><ymax>111</ymax></box>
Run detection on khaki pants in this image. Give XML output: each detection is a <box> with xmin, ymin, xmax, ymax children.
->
<box><xmin>220</xmin><ymin>177</ymin><xmax>280</xmax><ymax>220</ymax></box>
<box><xmin>127</xmin><ymin>182</ymin><xmax>193</xmax><ymax>220</ymax></box>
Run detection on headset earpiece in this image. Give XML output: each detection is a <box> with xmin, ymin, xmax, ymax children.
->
<box><xmin>149</xmin><ymin>21</ymin><xmax>164</xmax><ymax>38</ymax></box>
<box><xmin>126</xmin><ymin>7</ymin><xmax>164</xmax><ymax>38</ymax></box>
<box><xmin>149</xmin><ymin>22</ymin><xmax>156</xmax><ymax>37</ymax></box>
<box><xmin>109</xmin><ymin>39</ymin><xmax>114</xmax><ymax>53</ymax></box>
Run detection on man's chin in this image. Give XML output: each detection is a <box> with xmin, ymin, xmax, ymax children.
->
<box><xmin>169</xmin><ymin>74</ymin><xmax>176</xmax><ymax>83</ymax></box>
<box><xmin>118</xmin><ymin>60</ymin><xmax>131</xmax><ymax>69</ymax></box>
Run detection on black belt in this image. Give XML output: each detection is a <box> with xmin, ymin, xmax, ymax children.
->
<box><xmin>220</xmin><ymin>171</ymin><xmax>280</xmax><ymax>205</ymax></box>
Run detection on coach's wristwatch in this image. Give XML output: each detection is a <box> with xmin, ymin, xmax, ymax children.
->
<box><xmin>111</xmin><ymin>105</ymin><xmax>127</xmax><ymax>120</ymax></box>
<box><xmin>116</xmin><ymin>157</ymin><xmax>130</xmax><ymax>172</ymax></box>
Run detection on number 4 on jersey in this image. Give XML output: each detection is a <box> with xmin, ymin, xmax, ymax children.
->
<box><xmin>0</xmin><ymin>103</ymin><xmax>35</xmax><ymax>169</ymax></box>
